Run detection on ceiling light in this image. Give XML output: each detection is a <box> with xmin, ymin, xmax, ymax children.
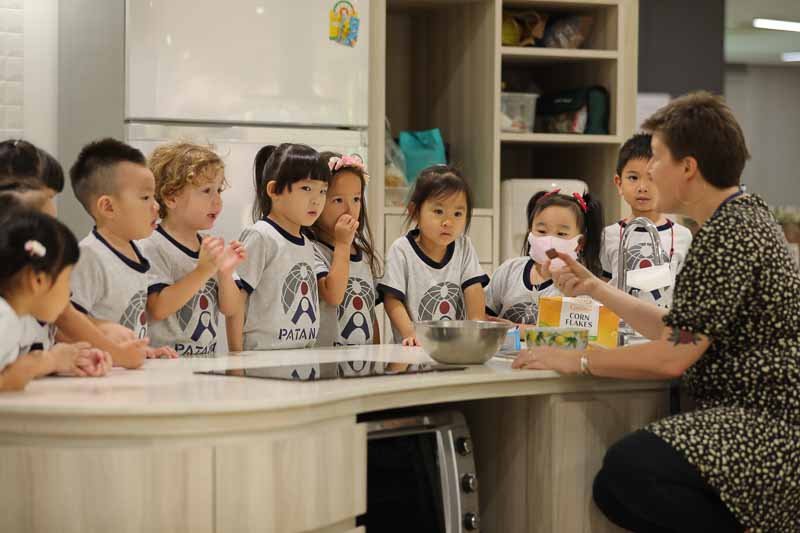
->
<box><xmin>782</xmin><ymin>52</ymin><xmax>800</xmax><ymax>62</ymax></box>
<box><xmin>753</xmin><ymin>18</ymin><xmax>800</xmax><ymax>32</ymax></box>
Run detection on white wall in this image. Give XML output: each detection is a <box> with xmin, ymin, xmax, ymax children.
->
<box><xmin>725</xmin><ymin>65</ymin><xmax>800</xmax><ymax>207</ymax></box>
<box><xmin>0</xmin><ymin>0</ymin><xmax>24</xmax><ymax>140</ymax></box>
<box><xmin>23</xmin><ymin>0</ymin><xmax>59</xmax><ymax>155</ymax></box>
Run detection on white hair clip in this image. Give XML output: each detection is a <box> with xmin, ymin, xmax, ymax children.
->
<box><xmin>24</xmin><ymin>240</ymin><xmax>46</xmax><ymax>258</ymax></box>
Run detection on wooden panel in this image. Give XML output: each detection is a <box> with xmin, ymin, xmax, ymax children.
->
<box><xmin>461</xmin><ymin>387</ymin><xmax>668</xmax><ymax>533</ymax></box>
<box><xmin>0</xmin><ymin>445</ymin><xmax>213</xmax><ymax>533</ymax></box>
<box><xmin>215</xmin><ymin>417</ymin><xmax>367</xmax><ymax>533</ymax></box>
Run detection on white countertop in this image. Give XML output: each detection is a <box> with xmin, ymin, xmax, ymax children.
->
<box><xmin>0</xmin><ymin>345</ymin><xmax>668</xmax><ymax>419</ymax></box>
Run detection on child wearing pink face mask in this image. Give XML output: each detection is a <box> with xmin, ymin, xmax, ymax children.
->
<box><xmin>485</xmin><ymin>190</ymin><xmax>603</xmax><ymax>326</ymax></box>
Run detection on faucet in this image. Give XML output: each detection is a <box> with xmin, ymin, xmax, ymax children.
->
<box><xmin>617</xmin><ymin>217</ymin><xmax>666</xmax><ymax>346</ymax></box>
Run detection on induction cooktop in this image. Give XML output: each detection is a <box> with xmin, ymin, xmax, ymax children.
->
<box><xmin>195</xmin><ymin>360</ymin><xmax>466</xmax><ymax>382</ymax></box>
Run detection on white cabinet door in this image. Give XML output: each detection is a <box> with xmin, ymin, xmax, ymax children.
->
<box><xmin>126</xmin><ymin>0</ymin><xmax>370</xmax><ymax>127</ymax></box>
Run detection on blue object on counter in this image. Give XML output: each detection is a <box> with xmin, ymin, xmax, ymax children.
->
<box><xmin>500</xmin><ymin>327</ymin><xmax>521</xmax><ymax>353</ymax></box>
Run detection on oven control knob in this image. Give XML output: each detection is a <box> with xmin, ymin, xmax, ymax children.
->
<box><xmin>461</xmin><ymin>473</ymin><xmax>478</xmax><ymax>493</ymax></box>
<box><xmin>463</xmin><ymin>512</ymin><xmax>480</xmax><ymax>530</ymax></box>
<box><xmin>456</xmin><ymin>437</ymin><xmax>473</xmax><ymax>455</ymax></box>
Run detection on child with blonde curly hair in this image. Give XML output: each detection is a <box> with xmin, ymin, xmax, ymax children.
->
<box><xmin>139</xmin><ymin>142</ymin><xmax>245</xmax><ymax>357</ymax></box>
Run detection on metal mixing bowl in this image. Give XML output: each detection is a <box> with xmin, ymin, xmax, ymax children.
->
<box><xmin>414</xmin><ymin>320</ymin><xmax>513</xmax><ymax>365</ymax></box>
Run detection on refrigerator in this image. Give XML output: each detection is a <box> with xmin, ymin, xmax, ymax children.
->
<box><xmin>124</xmin><ymin>0</ymin><xmax>371</xmax><ymax>349</ymax></box>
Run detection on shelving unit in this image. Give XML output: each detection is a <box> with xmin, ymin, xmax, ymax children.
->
<box><xmin>367</xmin><ymin>0</ymin><xmax>639</xmax><ymax>268</ymax></box>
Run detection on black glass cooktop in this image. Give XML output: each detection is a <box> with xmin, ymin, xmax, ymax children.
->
<box><xmin>196</xmin><ymin>360</ymin><xmax>466</xmax><ymax>382</ymax></box>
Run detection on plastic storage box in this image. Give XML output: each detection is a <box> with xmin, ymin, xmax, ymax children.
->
<box><xmin>501</xmin><ymin>92</ymin><xmax>539</xmax><ymax>133</ymax></box>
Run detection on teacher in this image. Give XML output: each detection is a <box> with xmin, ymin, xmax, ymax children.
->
<box><xmin>513</xmin><ymin>92</ymin><xmax>799</xmax><ymax>532</ymax></box>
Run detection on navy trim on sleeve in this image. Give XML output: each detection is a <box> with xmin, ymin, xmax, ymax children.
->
<box><xmin>236</xmin><ymin>278</ymin><xmax>255</xmax><ymax>294</ymax></box>
<box><xmin>462</xmin><ymin>274</ymin><xmax>490</xmax><ymax>291</ymax></box>
<box><xmin>147</xmin><ymin>283</ymin><xmax>169</xmax><ymax>295</ymax></box>
<box><xmin>485</xmin><ymin>306</ymin><xmax>498</xmax><ymax>317</ymax></box>
<box><xmin>316</xmin><ymin>271</ymin><xmax>329</xmax><ymax>280</ymax></box>
<box><xmin>602</xmin><ymin>270</ymin><xmax>613</xmax><ymax>279</ymax></box>
<box><xmin>376</xmin><ymin>283</ymin><xmax>406</xmax><ymax>302</ymax></box>
<box><xmin>71</xmin><ymin>301</ymin><xmax>89</xmax><ymax>315</ymax></box>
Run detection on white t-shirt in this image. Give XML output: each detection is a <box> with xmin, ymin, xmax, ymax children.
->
<box><xmin>485</xmin><ymin>257</ymin><xmax>562</xmax><ymax>324</ymax></box>
<box><xmin>139</xmin><ymin>226</ymin><xmax>221</xmax><ymax>357</ymax></box>
<box><xmin>236</xmin><ymin>218</ymin><xmax>320</xmax><ymax>350</ymax></box>
<box><xmin>377</xmin><ymin>229</ymin><xmax>489</xmax><ymax>343</ymax></box>
<box><xmin>18</xmin><ymin>316</ymin><xmax>56</xmax><ymax>355</ymax></box>
<box><xmin>0</xmin><ymin>296</ymin><xmax>22</xmax><ymax>370</ymax></box>
<box><xmin>312</xmin><ymin>240</ymin><xmax>378</xmax><ymax>347</ymax></box>
<box><xmin>70</xmin><ymin>229</ymin><xmax>150</xmax><ymax>338</ymax></box>
<box><xmin>600</xmin><ymin>219</ymin><xmax>693</xmax><ymax>308</ymax></box>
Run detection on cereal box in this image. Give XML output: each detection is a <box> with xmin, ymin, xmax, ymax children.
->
<box><xmin>536</xmin><ymin>296</ymin><xmax>620</xmax><ymax>349</ymax></box>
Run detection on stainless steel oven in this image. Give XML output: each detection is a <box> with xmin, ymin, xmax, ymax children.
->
<box><xmin>358</xmin><ymin>410</ymin><xmax>480</xmax><ymax>532</ymax></box>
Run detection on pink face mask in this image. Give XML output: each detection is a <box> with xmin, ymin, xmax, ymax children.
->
<box><xmin>528</xmin><ymin>233</ymin><xmax>581</xmax><ymax>269</ymax></box>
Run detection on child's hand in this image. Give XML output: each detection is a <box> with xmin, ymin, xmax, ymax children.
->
<box><xmin>197</xmin><ymin>236</ymin><xmax>225</xmax><ymax>277</ymax></box>
<box><xmin>334</xmin><ymin>214</ymin><xmax>359</xmax><ymax>247</ymax></box>
<box><xmin>146</xmin><ymin>345</ymin><xmax>179</xmax><ymax>359</ymax></box>
<box><xmin>75</xmin><ymin>347</ymin><xmax>113</xmax><ymax>377</ymax></box>
<box><xmin>218</xmin><ymin>240</ymin><xmax>246</xmax><ymax>276</ymax></box>
<box><xmin>111</xmin><ymin>338</ymin><xmax>149</xmax><ymax>368</ymax></box>
<box><xmin>402</xmin><ymin>336</ymin><xmax>420</xmax><ymax>347</ymax></box>
<box><xmin>49</xmin><ymin>342</ymin><xmax>92</xmax><ymax>376</ymax></box>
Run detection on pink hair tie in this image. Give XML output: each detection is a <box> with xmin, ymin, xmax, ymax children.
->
<box><xmin>24</xmin><ymin>240</ymin><xmax>46</xmax><ymax>258</ymax></box>
<box><xmin>572</xmin><ymin>192</ymin><xmax>588</xmax><ymax>213</ymax></box>
<box><xmin>327</xmin><ymin>154</ymin><xmax>370</xmax><ymax>184</ymax></box>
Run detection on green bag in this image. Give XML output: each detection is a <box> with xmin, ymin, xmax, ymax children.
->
<box><xmin>398</xmin><ymin>128</ymin><xmax>447</xmax><ymax>183</ymax></box>
<box><xmin>535</xmin><ymin>86</ymin><xmax>610</xmax><ymax>134</ymax></box>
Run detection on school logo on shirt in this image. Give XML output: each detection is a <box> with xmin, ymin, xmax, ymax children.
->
<box><xmin>175</xmin><ymin>279</ymin><xmax>218</xmax><ymax>357</ymax></box>
<box><xmin>279</xmin><ymin>262</ymin><xmax>318</xmax><ymax>342</ymax></box>
<box><xmin>119</xmin><ymin>289</ymin><xmax>148</xmax><ymax>339</ymax></box>
<box><xmin>502</xmin><ymin>301</ymin><xmax>538</xmax><ymax>325</ymax></box>
<box><xmin>624</xmin><ymin>241</ymin><xmax>671</xmax><ymax>302</ymax></box>
<box><xmin>418</xmin><ymin>282</ymin><xmax>464</xmax><ymax>321</ymax></box>
<box><xmin>336</xmin><ymin>277</ymin><xmax>375</xmax><ymax>346</ymax></box>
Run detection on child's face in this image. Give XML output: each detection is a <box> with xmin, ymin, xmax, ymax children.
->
<box><xmin>647</xmin><ymin>133</ymin><xmax>683</xmax><ymax>214</ymax></box>
<box><xmin>31</xmin><ymin>266</ymin><xmax>73</xmax><ymax>322</ymax></box>
<box><xmin>530</xmin><ymin>205</ymin><xmax>581</xmax><ymax>240</ymax></box>
<box><xmin>108</xmin><ymin>162</ymin><xmax>160</xmax><ymax>240</ymax></box>
<box><xmin>166</xmin><ymin>168</ymin><xmax>225</xmax><ymax>231</ymax></box>
<box><xmin>415</xmin><ymin>191</ymin><xmax>468</xmax><ymax>247</ymax></box>
<box><xmin>615</xmin><ymin>158</ymin><xmax>658</xmax><ymax>214</ymax></box>
<box><xmin>317</xmin><ymin>170</ymin><xmax>362</xmax><ymax>236</ymax></box>
<box><xmin>269</xmin><ymin>177</ymin><xmax>328</xmax><ymax>228</ymax></box>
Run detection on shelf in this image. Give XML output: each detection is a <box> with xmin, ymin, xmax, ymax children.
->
<box><xmin>501</xmin><ymin>47</ymin><xmax>618</xmax><ymax>63</ymax></box>
<box><xmin>500</xmin><ymin>132</ymin><xmax>621</xmax><ymax>145</ymax></box>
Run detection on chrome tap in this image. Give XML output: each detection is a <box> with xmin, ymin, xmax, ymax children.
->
<box><xmin>617</xmin><ymin>217</ymin><xmax>666</xmax><ymax>345</ymax></box>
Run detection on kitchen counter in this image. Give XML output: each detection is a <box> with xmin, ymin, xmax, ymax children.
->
<box><xmin>0</xmin><ymin>345</ymin><xmax>669</xmax><ymax>533</ymax></box>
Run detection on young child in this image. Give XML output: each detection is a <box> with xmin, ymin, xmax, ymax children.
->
<box><xmin>0</xmin><ymin>142</ymin><xmax>149</xmax><ymax>366</ymax></box>
<box><xmin>68</xmin><ymin>138</ymin><xmax>177</xmax><ymax>359</ymax></box>
<box><xmin>378</xmin><ymin>165</ymin><xmax>489</xmax><ymax>346</ymax></box>
<box><xmin>486</xmin><ymin>190</ymin><xmax>603</xmax><ymax>327</ymax></box>
<box><xmin>600</xmin><ymin>133</ymin><xmax>692</xmax><ymax>308</ymax></box>
<box><xmin>0</xmin><ymin>205</ymin><xmax>111</xmax><ymax>391</ymax></box>
<box><xmin>139</xmin><ymin>142</ymin><xmax>245</xmax><ymax>357</ymax></box>
<box><xmin>311</xmin><ymin>152</ymin><xmax>381</xmax><ymax>347</ymax></box>
<box><xmin>231</xmin><ymin>143</ymin><xmax>329</xmax><ymax>350</ymax></box>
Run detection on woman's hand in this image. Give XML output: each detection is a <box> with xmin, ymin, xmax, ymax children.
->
<box><xmin>512</xmin><ymin>347</ymin><xmax>581</xmax><ymax>375</ymax></box>
<box><xmin>402</xmin><ymin>336</ymin><xmax>420</xmax><ymax>347</ymax></box>
<box><xmin>547</xmin><ymin>251</ymin><xmax>600</xmax><ymax>298</ymax></box>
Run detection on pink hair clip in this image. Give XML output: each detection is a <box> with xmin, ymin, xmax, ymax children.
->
<box><xmin>328</xmin><ymin>154</ymin><xmax>370</xmax><ymax>184</ymax></box>
<box><xmin>24</xmin><ymin>240</ymin><xmax>46</xmax><ymax>258</ymax></box>
<box><xmin>537</xmin><ymin>188</ymin><xmax>561</xmax><ymax>203</ymax></box>
<box><xmin>572</xmin><ymin>192</ymin><xmax>588</xmax><ymax>213</ymax></box>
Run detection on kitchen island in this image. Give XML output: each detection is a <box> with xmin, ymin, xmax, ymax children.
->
<box><xmin>0</xmin><ymin>345</ymin><xmax>668</xmax><ymax>532</ymax></box>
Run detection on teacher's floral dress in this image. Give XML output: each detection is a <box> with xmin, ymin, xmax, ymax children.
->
<box><xmin>647</xmin><ymin>195</ymin><xmax>800</xmax><ymax>531</ymax></box>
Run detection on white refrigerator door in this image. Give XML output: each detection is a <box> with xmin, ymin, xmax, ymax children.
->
<box><xmin>126</xmin><ymin>0</ymin><xmax>369</xmax><ymax>127</ymax></box>
<box><xmin>126</xmin><ymin>123</ymin><xmax>368</xmax><ymax>243</ymax></box>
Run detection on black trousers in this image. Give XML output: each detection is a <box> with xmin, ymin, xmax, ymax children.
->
<box><xmin>593</xmin><ymin>430</ymin><xmax>744</xmax><ymax>533</ymax></box>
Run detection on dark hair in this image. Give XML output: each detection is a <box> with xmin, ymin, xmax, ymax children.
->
<box><xmin>616</xmin><ymin>133</ymin><xmax>652</xmax><ymax>176</ymax></box>
<box><xmin>38</xmin><ymin>148</ymin><xmax>65</xmax><ymax>193</ymax></box>
<box><xmin>0</xmin><ymin>208</ymin><xmax>80</xmax><ymax>294</ymax></box>
<box><xmin>406</xmin><ymin>165</ymin><xmax>474</xmax><ymax>231</ymax></box>
<box><xmin>0</xmin><ymin>139</ymin><xmax>41</xmax><ymax>181</ymax></box>
<box><xmin>69</xmin><ymin>138</ymin><xmax>146</xmax><ymax>213</ymax></box>
<box><xmin>311</xmin><ymin>152</ymin><xmax>381</xmax><ymax>277</ymax></box>
<box><xmin>251</xmin><ymin>143</ymin><xmax>330</xmax><ymax>221</ymax></box>
<box><xmin>0</xmin><ymin>179</ymin><xmax>52</xmax><ymax>213</ymax></box>
<box><xmin>524</xmin><ymin>191</ymin><xmax>604</xmax><ymax>277</ymax></box>
<box><xmin>641</xmin><ymin>91</ymin><xmax>750</xmax><ymax>188</ymax></box>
